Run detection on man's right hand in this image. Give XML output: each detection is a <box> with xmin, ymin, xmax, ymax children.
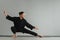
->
<box><xmin>3</xmin><ymin>8</ymin><xmax>8</xmax><ymax>16</ymax></box>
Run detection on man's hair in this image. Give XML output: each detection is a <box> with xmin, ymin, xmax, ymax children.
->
<box><xmin>19</xmin><ymin>11</ymin><xmax>24</xmax><ymax>15</ymax></box>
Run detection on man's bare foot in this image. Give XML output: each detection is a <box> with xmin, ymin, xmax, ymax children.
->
<box><xmin>12</xmin><ymin>34</ymin><xmax>17</xmax><ymax>39</ymax></box>
<box><xmin>37</xmin><ymin>35</ymin><xmax>42</xmax><ymax>38</ymax></box>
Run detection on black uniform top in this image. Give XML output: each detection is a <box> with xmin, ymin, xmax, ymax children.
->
<box><xmin>6</xmin><ymin>15</ymin><xmax>35</xmax><ymax>30</ymax></box>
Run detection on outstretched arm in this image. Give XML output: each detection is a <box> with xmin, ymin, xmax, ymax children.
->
<box><xmin>3</xmin><ymin>9</ymin><xmax>15</xmax><ymax>21</ymax></box>
<box><xmin>25</xmin><ymin>20</ymin><xmax>39</xmax><ymax>30</ymax></box>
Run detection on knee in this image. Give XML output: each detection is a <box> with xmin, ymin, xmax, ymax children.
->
<box><xmin>11</xmin><ymin>26</ymin><xmax>14</xmax><ymax>30</ymax></box>
<box><xmin>11</xmin><ymin>26</ymin><xmax>16</xmax><ymax>31</ymax></box>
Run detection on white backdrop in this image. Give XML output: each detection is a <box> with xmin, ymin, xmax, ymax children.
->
<box><xmin>0</xmin><ymin>0</ymin><xmax>60</xmax><ymax>36</ymax></box>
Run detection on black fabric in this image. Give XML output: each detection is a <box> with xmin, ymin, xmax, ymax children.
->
<box><xmin>6</xmin><ymin>15</ymin><xmax>37</xmax><ymax>36</ymax></box>
<box><xmin>6</xmin><ymin>15</ymin><xmax>35</xmax><ymax>30</ymax></box>
<box><xmin>11</xmin><ymin>27</ymin><xmax>38</xmax><ymax>36</ymax></box>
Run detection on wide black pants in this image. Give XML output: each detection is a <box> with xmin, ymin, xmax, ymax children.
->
<box><xmin>11</xmin><ymin>27</ymin><xmax>38</xmax><ymax>36</ymax></box>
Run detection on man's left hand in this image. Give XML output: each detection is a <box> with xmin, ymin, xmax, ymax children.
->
<box><xmin>34</xmin><ymin>27</ymin><xmax>39</xmax><ymax>30</ymax></box>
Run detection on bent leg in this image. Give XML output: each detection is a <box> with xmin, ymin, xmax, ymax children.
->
<box><xmin>11</xmin><ymin>26</ymin><xmax>17</xmax><ymax>39</ymax></box>
<box><xmin>11</xmin><ymin>26</ymin><xmax>17</xmax><ymax>34</ymax></box>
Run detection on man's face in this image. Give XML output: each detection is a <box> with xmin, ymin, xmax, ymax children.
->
<box><xmin>19</xmin><ymin>13</ymin><xmax>25</xmax><ymax>18</ymax></box>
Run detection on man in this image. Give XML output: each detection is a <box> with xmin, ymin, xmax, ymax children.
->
<box><xmin>3</xmin><ymin>10</ymin><xmax>42</xmax><ymax>38</ymax></box>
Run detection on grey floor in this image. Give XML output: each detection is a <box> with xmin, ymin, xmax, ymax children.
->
<box><xmin>0</xmin><ymin>37</ymin><xmax>60</xmax><ymax>40</ymax></box>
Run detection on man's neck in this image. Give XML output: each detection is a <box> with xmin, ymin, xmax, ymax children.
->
<box><xmin>20</xmin><ymin>17</ymin><xmax>23</xmax><ymax>20</ymax></box>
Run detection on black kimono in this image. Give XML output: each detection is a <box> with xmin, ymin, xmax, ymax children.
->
<box><xmin>6</xmin><ymin>15</ymin><xmax>38</xmax><ymax>36</ymax></box>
